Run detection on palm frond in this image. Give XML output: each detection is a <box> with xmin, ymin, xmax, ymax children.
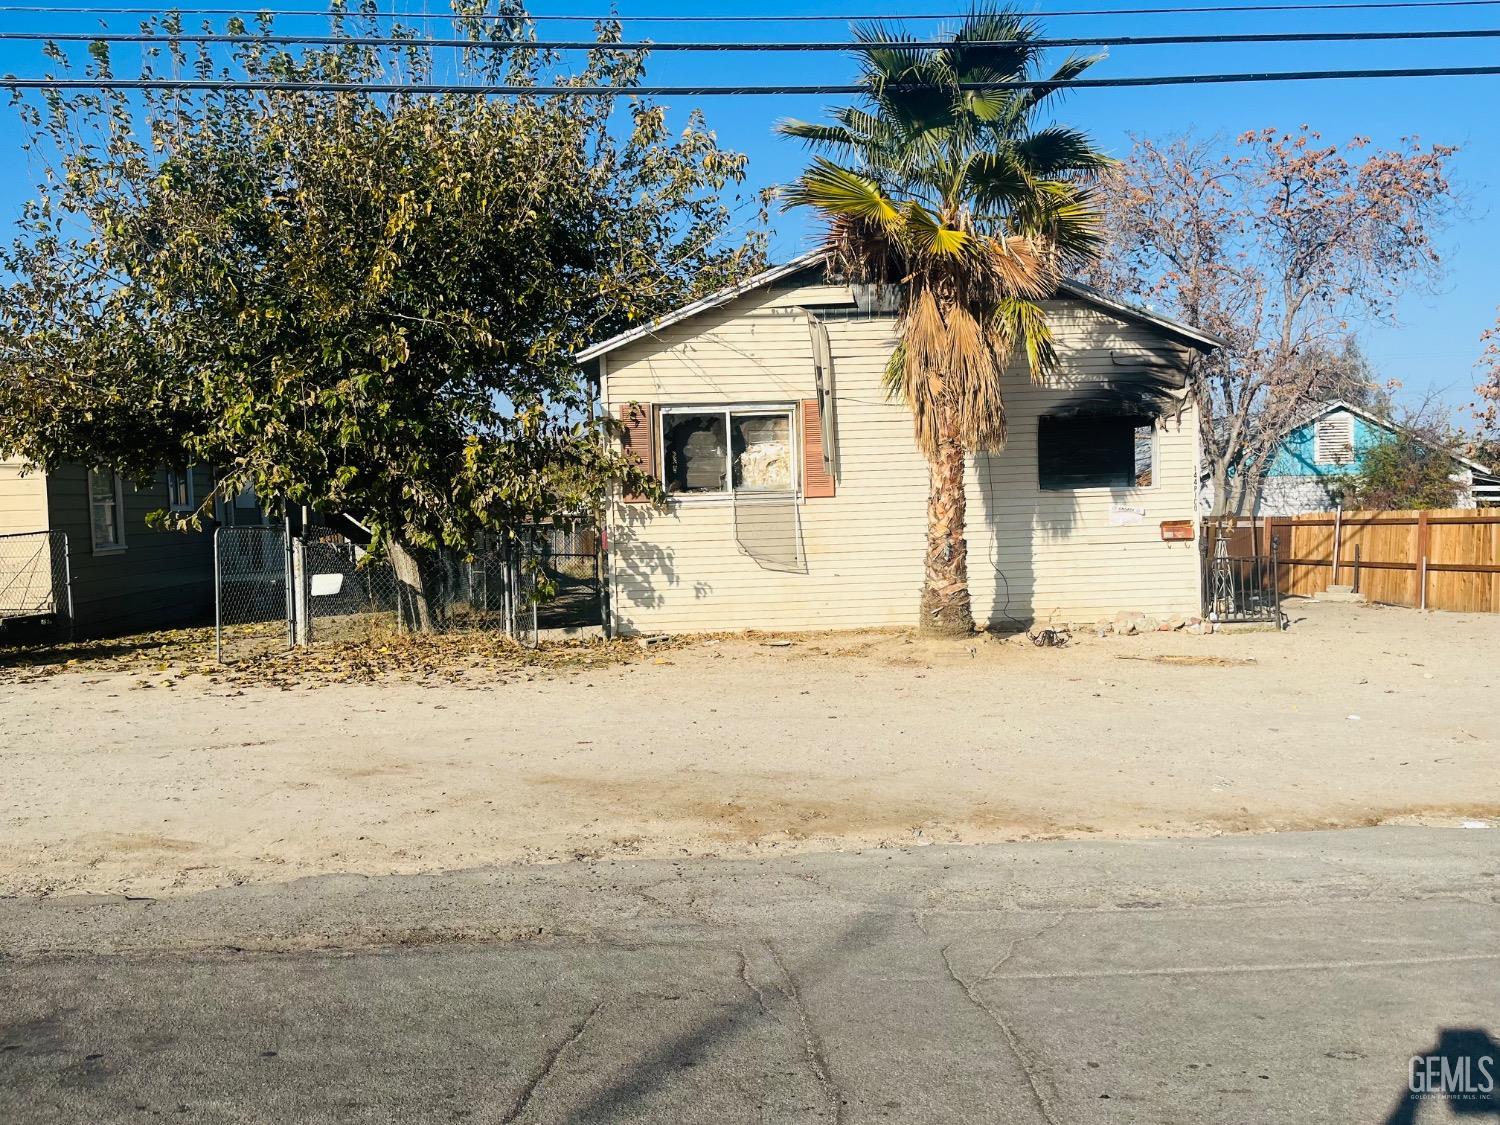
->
<box><xmin>1011</xmin><ymin>126</ymin><xmax>1114</xmax><ymax>180</ymax></box>
<box><xmin>963</xmin><ymin>149</ymin><xmax>1033</xmax><ymax>216</ymax></box>
<box><xmin>852</xmin><ymin>23</ymin><xmax>933</xmax><ymax>87</ymax></box>
<box><xmin>781</xmin><ymin>158</ymin><xmax>901</xmax><ymax>228</ymax></box>
<box><xmin>996</xmin><ymin>296</ymin><xmax>1057</xmax><ymax>380</ymax></box>
<box><xmin>1010</xmin><ymin>51</ymin><xmax>1106</xmax><ymax>117</ymax></box>
<box><xmin>984</xmin><ymin>234</ymin><xmax>1057</xmax><ymax>301</ymax></box>
<box><xmin>902</xmin><ymin>202</ymin><xmax>971</xmax><ymax>258</ymax></box>
<box><xmin>1010</xmin><ymin>182</ymin><xmax>1105</xmax><ymax>268</ymax></box>
<box><xmin>942</xmin><ymin>8</ymin><xmax>1042</xmax><ymax>88</ymax></box>
<box><xmin>776</xmin><ymin>118</ymin><xmax>882</xmax><ymax>168</ymax></box>
<box><xmin>776</xmin><ymin>119</ymin><xmax>858</xmax><ymax>147</ymax></box>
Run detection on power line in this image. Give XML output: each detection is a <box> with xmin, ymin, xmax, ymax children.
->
<box><xmin>8</xmin><ymin>28</ymin><xmax>1500</xmax><ymax>49</ymax></box>
<box><xmin>3</xmin><ymin>0</ymin><xmax>1500</xmax><ymax>19</ymax></box>
<box><xmin>2</xmin><ymin>66</ymin><xmax>1498</xmax><ymax>91</ymax></box>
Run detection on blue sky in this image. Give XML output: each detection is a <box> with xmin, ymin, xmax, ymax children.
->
<box><xmin>1</xmin><ymin>1</ymin><xmax>1496</xmax><ymax>416</ymax></box>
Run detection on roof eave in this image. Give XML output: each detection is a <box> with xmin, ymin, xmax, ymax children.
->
<box><xmin>1272</xmin><ymin>399</ymin><xmax>1494</xmax><ymax>476</ymax></box>
<box><xmin>575</xmin><ymin>250</ymin><xmax>826</xmax><ymax>364</ymax></box>
<box><xmin>575</xmin><ymin>250</ymin><xmax>1226</xmax><ymax>362</ymax></box>
<box><xmin>1054</xmin><ymin>279</ymin><xmax>1226</xmax><ymax>352</ymax></box>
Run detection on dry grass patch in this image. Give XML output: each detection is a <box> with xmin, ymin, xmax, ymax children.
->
<box><xmin>1116</xmin><ymin>654</ymin><xmax>1261</xmax><ymax>668</ymax></box>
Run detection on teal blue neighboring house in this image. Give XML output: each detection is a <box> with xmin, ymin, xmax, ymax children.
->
<box><xmin>1202</xmin><ymin>399</ymin><xmax>1498</xmax><ymax>516</ymax></box>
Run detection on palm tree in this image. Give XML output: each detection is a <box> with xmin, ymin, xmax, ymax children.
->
<box><xmin>778</xmin><ymin>7</ymin><xmax>1111</xmax><ymax>634</ymax></box>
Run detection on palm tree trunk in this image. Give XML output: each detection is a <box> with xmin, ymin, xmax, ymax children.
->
<box><xmin>920</xmin><ymin>411</ymin><xmax>975</xmax><ymax>635</ymax></box>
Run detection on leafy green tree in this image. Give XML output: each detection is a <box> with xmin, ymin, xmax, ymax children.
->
<box><xmin>777</xmin><ymin>6</ymin><xmax>1109</xmax><ymax>634</ymax></box>
<box><xmin>0</xmin><ymin>5</ymin><xmax>765</xmax><ymax>626</ymax></box>
<box><xmin>1348</xmin><ymin>432</ymin><xmax>1460</xmax><ymax>510</ymax></box>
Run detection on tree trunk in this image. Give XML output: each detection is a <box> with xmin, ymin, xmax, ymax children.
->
<box><xmin>1208</xmin><ymin>461</ymin><xmax>1231</xmax><ymax>518</ymax></box>
<box><xmin>389</xmin><ymin>538</ymin><xmax>444</xmax><ymax>633</ymax></box>
<box><xmin>920</xmin><ymin>414</ymin><xmax>975</xmax><ymax>635</ymax></box>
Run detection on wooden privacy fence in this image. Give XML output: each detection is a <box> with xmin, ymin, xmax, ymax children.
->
<box><xmin>1236</xmin><ymin>509</ymin><xmax>1500</xmax><ymax>613</ymax></box>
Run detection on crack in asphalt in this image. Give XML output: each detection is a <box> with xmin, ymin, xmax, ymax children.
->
<box><xmin>734</xmin><ymin>947</ymin><xmax>773</xmax><ymax>1019</ymax></box>
<box><xmin>499</xmin><ymin>999</ymin><xmax>606</xmax><ymax>1125</ymax></box>
<box><xmin>988</xmin><ymin>951</ymin><xmax>1500</xmax><ymax>981</ymax></box>
<box><xmin>766</xmin><ymin>939</ymin><xmax>846</xmax><ymax>1125</ymax></box>
<box><xmin>978</xmin><ymin>916</ymin><xmax>1067</xmax><ymax>984</ymax></box>
<box><xmin>937</xmin><ymin>941</ymin><xmax>1060</xmax><ymax>1125</ymax></box>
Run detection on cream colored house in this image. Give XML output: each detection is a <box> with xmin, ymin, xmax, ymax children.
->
<box><xmin>580</xmin><ymin>251</ymin><xmax>1223</xmax><ymax>635</ymax></box>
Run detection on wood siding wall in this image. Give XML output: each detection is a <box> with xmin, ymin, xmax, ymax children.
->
<box><xmin>45</xmin><ymin>464</ymin><xmax>216</xmax><ymax>636</ymax></box>
<box><xmin>603</xmin><ymin>285</ymin><xmax>1203</xmax><ymax>634</ymax></box>
<box><xmin>1260</xmin><ymin>509</ymin><xmax>1500</xmax><ymax>613</ymax></box>
<box><xmin>0</xmin><ymin>457</ymin><xmax>48</xmax><ymax>534</ymax></box>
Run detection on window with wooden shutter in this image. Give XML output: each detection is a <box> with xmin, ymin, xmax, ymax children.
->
<box><xmin>652</xmin><ymin>405</ymin><xmax>800</xmax><ymax>498</ymax></box>
<box><xmin>801</xmin><ymin>398</ymin><xmax>835</xmax><ymax>498</ymax></box>
<box><xmin>620</xmin><ymin>402</ymin><xmax>656</xmax><ymax>503</ymax></box>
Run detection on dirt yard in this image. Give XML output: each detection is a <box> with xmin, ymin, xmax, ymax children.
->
<box><xmin>1</xmin><ymin>599</ymin><xmax>1496</xmax><ymax>898</ymax></box>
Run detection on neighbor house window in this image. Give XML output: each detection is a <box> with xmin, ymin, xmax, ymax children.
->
<box><xmin>1314</xmin><ymin>412</ymin><xmax>1356</xmax><ymax>465</ymax></box>
<box><xmin>89</xmin><ymin>468</ymin><xmax>126</xmax><ymax>552</ymax></box>
<box><xmin>166</xmin><ymin>466</ymin><xmax>195</xmax><ymax>513</ymax></box>
<box><xmin>661</xmin><ymin>407</ymin><xmax>795</xmax><ymax>496</ymax></box>
<box><xmin>1038</xmin><ymin>415</ymin><xmax>1155</xmax><ymax>491</ymax></box>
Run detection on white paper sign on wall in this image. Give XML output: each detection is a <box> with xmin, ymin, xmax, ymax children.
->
<box><xmin>1109</xmin><ymin>505</ymin><xmax>1146</xmax><ymax>526</ymax></box>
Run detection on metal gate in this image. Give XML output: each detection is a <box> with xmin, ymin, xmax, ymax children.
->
<box><xmin>1201</xmin><ymin>521</ymin><xmax>1285</xmax><ymax>627</ymax></box>
<box><xmin>513</xmin><ymin>521</ymin><xmax>603</xmax><ymax>635</ymax></box>
<box><xmin>214</xmin><ymin>525</ymin><xmax>292</xmax><ymax>662</ymax></box>
<box><xmin>0</xmin><ymin>530</ymin><xmax>72</xmax><ymax>641</ymax></box>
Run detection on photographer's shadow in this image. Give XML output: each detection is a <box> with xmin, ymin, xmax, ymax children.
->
<box><xmin>1385</xmin><ymin>1028</ymin><xmax>1500</xmax><ymax>1123</ymax></box>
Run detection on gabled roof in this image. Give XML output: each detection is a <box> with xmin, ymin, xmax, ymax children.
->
<box><xmin>1281</xmin><ymin>399</ymin><xmax>1493</xmax><ymax>476</ymax></box>
<box><xmin>576</xmin><ymin>248</ymin><xmax>1227</xmax><ymax>363</ymax></box>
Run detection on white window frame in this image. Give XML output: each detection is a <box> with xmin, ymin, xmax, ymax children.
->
<box><xmin>1133</xmin><ymin>421</ymin><xmax>1158</xmax><ymax>490</ymax></box>
<box><xmin>88</xmin><ymin>468</ymin><xmax>127</xmax><ymax>554</ymax></box>
<box><xmin>659</xmin><ymin>403</ymin><xmax>799</xmax><ymax>501</ymax></box>
<box><xmin>1314</xmin><ymin>413</ymin><xmax>1356</xmax><ymax>466</ymax></box>
<box><xmin>166</xmin><ymin>465</ymin><xmax>196</xmax><ymax>514</ymax></box>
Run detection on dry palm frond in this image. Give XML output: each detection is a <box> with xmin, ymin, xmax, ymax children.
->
<box><xmin>881</xmin><ymin>230</ymin><xmax>1060</xmax><ymax>457</ymax></box>
<box><xmin>778</xmin><ymin>4</ymin><xmax>1107</xmax><ymax>461</ymax></box>
<box><xmin>983</xmin><ymin>234</ymin><xmax>1057</xmax><ymax>301</ymax></box>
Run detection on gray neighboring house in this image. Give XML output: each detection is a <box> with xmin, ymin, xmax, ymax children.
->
<box><xmin>0</xmin><ymin>459</ymin><xmax>269</xmax><ymax>637</ymax></box>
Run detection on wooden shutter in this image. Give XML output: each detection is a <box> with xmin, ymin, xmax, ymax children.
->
<box><xmin>620</xmin><ymin>402</ymin><xmax>656</xmax><ymax>503</ymax></box>
<box><xmin>801</xmin><ymin>398</ymin><xmax>835</xmax><ymax>499</ymax></box>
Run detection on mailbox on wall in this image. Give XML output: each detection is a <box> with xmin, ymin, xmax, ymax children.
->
<box><xmin>1160</xmin><ymin>520</ymin><xmax>1195</xmax><ymax>542</ymax></box>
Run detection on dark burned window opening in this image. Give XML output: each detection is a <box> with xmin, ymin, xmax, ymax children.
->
<box><xmin>1038</xmin><ymin>414</ymin><xmax>1156</xmax><ymax>491</ymax></box>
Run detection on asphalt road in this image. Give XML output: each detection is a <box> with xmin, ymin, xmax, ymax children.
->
<box><xmin>2</xmin><ymin>827</ymin><xmax>1497</xmax><ymax>1124</ymax></box>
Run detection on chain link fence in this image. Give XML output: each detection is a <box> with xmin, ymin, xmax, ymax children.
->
<box><xmin>512</xmin><ymin>520</ymin><xmax>604</xmax><ymax>637</ymax></box>
<box><xmin>0</xmin><ymin>530</ymin><xmax>72</xmax><ymax>641</ymax></box>
<box><xmin>214</xmin><ymin>526</ymin><xmax>292</xmax><ymax>662</ymax></box>
<box><xmin>214</xmin><ymin>520</ymin><xmax>603</xmax><ymax>662</ymax></box>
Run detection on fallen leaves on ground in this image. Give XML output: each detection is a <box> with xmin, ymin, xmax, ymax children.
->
<box><xmin>0</xmin><ymin>625</ymin><xmax>682</xmax><ymax>690</ymax></box>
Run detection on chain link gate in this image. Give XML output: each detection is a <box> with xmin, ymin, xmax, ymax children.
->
<box><xmin>296</xmin><ymin>530</ymin><xmax>400</xmax><ymax>645</ymax></box>
<box><xmin>0</xmin><ymin>530</ymin><xmax>72</xmax><ymax>641</ymax></box>
<box><xmin>512</xmin><ymin>521</ymin><xmax>603</xmax><ymax>637</ymax></box>
<box><xmin>214</xmin><ymin>525</ymin><xmax>292</xmax><ymax>662</ymax></box>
